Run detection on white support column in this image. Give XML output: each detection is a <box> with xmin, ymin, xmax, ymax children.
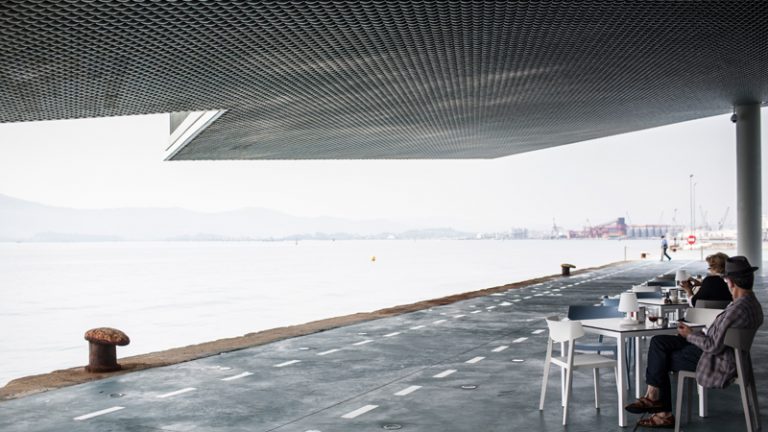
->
<box><xmin>735</xmin><ymin>103</ymin><xmax>762</xmax><ymax>266</ymax></box>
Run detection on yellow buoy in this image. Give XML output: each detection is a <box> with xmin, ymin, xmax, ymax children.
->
<box><xmin>371</xmin><ymin>256</ymin><xmax>376</xmax><ymax>262</ymax></box>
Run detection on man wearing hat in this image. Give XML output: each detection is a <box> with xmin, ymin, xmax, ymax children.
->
<box><xmin>624</xmin><ymin>256</ymin><xmax>763</xmax><ymax>428</ymax></box>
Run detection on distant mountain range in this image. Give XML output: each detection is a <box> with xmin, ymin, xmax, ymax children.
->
<box><xmin>0</xmin><ymin>194</ymin><xmax>471</xmax><ymax>241</ymax></box>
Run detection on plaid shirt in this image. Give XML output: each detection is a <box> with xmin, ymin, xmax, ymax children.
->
<box><xmin>687</xmin><ymin>294</ymin><xmax>763</xmax><ymax>388</ymax></box>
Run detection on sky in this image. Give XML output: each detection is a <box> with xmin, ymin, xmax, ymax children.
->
<box><xmin>0</xmin><ymin>108</ymin><xmax>766</xmax><ymax>232</ymax></box>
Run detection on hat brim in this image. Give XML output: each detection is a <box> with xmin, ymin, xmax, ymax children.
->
<box><xmin>725</xmin><ymin>266</ymin><xmax>759</xmax><ymax>277</ymax></box>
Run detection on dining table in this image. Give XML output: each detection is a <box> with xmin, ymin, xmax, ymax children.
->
<box><xmin>580</xmin><ymin>317</ymin><xmax>704</xmax><ymax>427</ymax></box>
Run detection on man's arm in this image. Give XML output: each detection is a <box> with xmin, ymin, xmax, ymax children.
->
<box><xmin>686</xmin><ymin>311</ymin><xmax>733</xmax><ymax>354</ymax></box>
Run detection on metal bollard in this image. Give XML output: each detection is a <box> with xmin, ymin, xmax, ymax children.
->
<box><xmin>84</xmin><ymin>327</ymin><xmax>130</xmax><ymax>373</ymax></box>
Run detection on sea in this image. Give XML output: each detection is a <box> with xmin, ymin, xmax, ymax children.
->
<box><xmin>0</xmin><ymin>239</ymin><xmax>701</xmax><ymax>387</ymax></box>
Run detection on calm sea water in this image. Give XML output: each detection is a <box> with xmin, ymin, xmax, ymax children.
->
<box><xmin>0</xmin><ymin>239</ymin><xmax>695</xmax><ymax>386</ymax></box>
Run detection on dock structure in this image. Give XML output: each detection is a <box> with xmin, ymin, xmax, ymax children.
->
<box><xmin>1</xmin><ymin>260</ymin><xmax>765</xmax><ymax>431</ymax></box>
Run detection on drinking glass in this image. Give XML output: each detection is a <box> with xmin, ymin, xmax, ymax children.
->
<box><xmin>647</xmin><ymin>311</ymin><xmax>659</xmax><ymax>328</ymax></box>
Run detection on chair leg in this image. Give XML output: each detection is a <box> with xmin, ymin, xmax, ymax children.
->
<box><xmin>539</xmin><ymin>361</ymin><xmax>551</xmax><ymax>410</ymax></box>
<box><xmin>738</xmin><ymin>381</ymin><xmax>754</xmax><ymax>432</ymax></box>
<box><xmin>675</xmin><ymin>374</ymin><xmax>685</xmax><ymax>432</ymax></box>
<box><xmin>560</xmin><ymin>342</ymin><xmax>566</xmax><ymax>406</ymax></box>
<box><xmin>593</xmin><ymin>368</ymin><xmax>600</xmax><ymax>409</ymax></box>
<box><xmin>563</xmin><ymin>367</ymin><xmax>573</xmax><ymax>426</ymax></box>
<box><xmin>697</xmin><ymin>384</ymin><xmax>707</xmax><ymax>417</ymax></box>
<box><xmin>748</xmin><ymin>381</ymin><xmax>762</xmax><ymax>431</ymax></box>
<box><xmin>735</xmin><ymin>353</ymin><xmax>754</xmax><ymax>432</ymax></box>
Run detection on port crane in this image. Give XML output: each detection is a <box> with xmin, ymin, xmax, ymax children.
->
<box><xmin>699</xmin><ymin>206</ymin><xmax>711</xmax><ymax>231</ymax></box>
<box><xmin>717</xmin><ymin>207</ymin><xmax>730</xmax><ymax>231</ymax></box>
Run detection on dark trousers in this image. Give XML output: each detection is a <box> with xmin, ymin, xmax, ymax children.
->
<box><xmin>645</xmin><ymin>335</ymin><xmax>702</xmax><ymax>411</ymax></box>
<box><xmin>662</xmin><ymin>247</ymin><xmax>672</xmax><ymax>261</ymax></box>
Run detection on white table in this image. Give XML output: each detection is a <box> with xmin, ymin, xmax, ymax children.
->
<box><xmin>638</xmin><ymin>298</ymin><xmax>690</xmax><ymax>321</ymax></box>
<box><xmin>580</xmin><ymin>318</ymin><xmax>703</xmax><ymax>427</ymax></box>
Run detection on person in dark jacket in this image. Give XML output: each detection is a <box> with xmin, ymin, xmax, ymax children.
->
<box><xmin>679</xmin><ymin>252</ymin><xmax>733</xmax><ymax>307</ymax></box>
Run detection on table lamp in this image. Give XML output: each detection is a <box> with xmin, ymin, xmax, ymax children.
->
<box><xmin>618</xmin><ymin>292</ymin><xmax>639</xmax><ymax>324</ymax></box>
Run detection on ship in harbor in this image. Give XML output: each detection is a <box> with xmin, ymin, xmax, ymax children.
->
<box><xmin>568</xmin><ymin>217</ymin><xmax>684</xmax><ymax>240</ymax></box>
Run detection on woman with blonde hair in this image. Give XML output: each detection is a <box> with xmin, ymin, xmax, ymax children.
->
<box><xmin>679</xmin><ymin>252</ymin><xmax>732</xmax><ymax>307</ymax></box>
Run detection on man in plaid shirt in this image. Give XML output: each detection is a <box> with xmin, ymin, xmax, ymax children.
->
<box><xmin>624</xmin><ymin>255</ymin><xmax>763</xmax><ymax>428</ymax></box>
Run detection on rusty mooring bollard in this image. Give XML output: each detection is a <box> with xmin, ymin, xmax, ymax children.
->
<box><xmin>561</xmin><ymin>263</ymin><xmax>575</xmax><ymax>276</ymax></box>
<box><xmin>84</xmin><ymin>327</ymin><xmax>130</xmax><ymax>373</ymax></box>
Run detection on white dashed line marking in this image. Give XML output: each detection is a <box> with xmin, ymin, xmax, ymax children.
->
<box><xmin>465</xmin><ymin>356</ymin><xmax>485</xmax><ymax>364</ymax></box>
<box><xmin>524</xmin><ymin>296</ymin><xmax>532</xmax><ymax>299</ymax></box>
<box><xmin>433</xmin><ymin>369</ymin><xmax>457</xmax><ymax>378</ymax></box>
<box><xmin>394</xmin><ymin>385</ymin><xmax>422</xmax><ymax>396</ymax></box>
<box><xmin>74</xmin><ymin>406</ymin><xmax>125</xmax><ymax>421</ymax></box>
<box><xmin>410</xmin><ymin>325</ymin><xmax>426</xmax><ymax>330</ymax></box>
<box><xmin>274</xmin><ymin>360</ymin><xmax>301</xmax><ymax>368</ymax></box>
<box><xmin>221</xmin><ymin>372</ymin><xmax>253</xmax><ymax>381</ymax></box>
<box><xmin>513</xmin><ymin>337</ymin><xmax>528</xmax><ymax>343</ymax></box>
<box><xmin>157</xmin><ymin>387</ymin><xmax>196</xmax><ymax>399</ymax></box>
<box><xmin>453</xmin><ymin>314</ymin><xmax>466</xmax><ymax>318</ymax></box>
<box><xmin>433</xmin><ymin>319</ymin><xmax>447</xmax><ymax>324</ymax></box>
<box><xmin>384</xmin><ymin>332</ymin><xmax>401</xmax><ymax>337</ymax></box>
<box><xmin>341</xmin><ymin>404</ymin><xmax>378</xmax><ymax>419</ymax></box>
<box><xmin>471</xmin><ymin>310</ymin><xmax>482</xmax><ymax>314</ymax></box>
<box><xmin>532</xmin><ymin>329</ymin><xmax>545</xmax><ymax>334</ymax></box>
<box><xmin>492</xmin><ymin>345</ymin><xmax>509</xmax><ymax>352</ymax></box>
<box><xmin>486</xmin><ymin>306</ymin><xmax>496</xmax><ymax>310</ymax></box>
<box><xmin>353</xmin><ymin>339</ymin><xmax>373</xmax><ymax>346</ymax></box>
<box><xmin>318</xmin><ymin>349</ymin><xmax>341</xmax><ymax>356</ymax></box>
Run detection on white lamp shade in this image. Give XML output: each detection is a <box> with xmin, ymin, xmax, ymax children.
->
<box><xmin>675</xmin><ymin>269</ymin><xmax>690</xmax><ymax>282</ymax></box>
<box><xmin>618</xmin><ymin>292</ymin><xmax>638</xmax><ymax>313</ymax></box>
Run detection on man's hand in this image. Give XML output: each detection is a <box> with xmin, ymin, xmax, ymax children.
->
<box><xmin>677</xmin><ymin>321</ymin><xmax>693</xmax><ymax>338</ymax></box>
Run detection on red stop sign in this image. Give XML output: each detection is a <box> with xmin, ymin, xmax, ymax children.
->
<box><xmin>687</xmin><ymin>235</ymin><xmax>697</xmax><ymax>245</ymax></box>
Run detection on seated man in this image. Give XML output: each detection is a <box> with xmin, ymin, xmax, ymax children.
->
<box><xmin>625</xmin><ymin>256</ymin><xmax>763</xmax><ymax>428</ymax></box>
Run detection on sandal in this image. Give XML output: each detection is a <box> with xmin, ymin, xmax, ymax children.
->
<box><xmin>636</xmin><ymin>413</ymin><xmax>675</xmax><ymax>428</ymax></box>
<box><xmin>624</xmin><ymin>397</ymin><xmax>664</xmax><ymax>414</ymax></box>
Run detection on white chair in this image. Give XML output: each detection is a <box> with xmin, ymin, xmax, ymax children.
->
<box><xmin>695</xmin><ymin>299</ymin><xmax>731</xmax><ymax>309</ymax></box>
<box><xmin>673</xmin><ymin>307</ymin><xmax>726</xmax><ymax>417</ymax></box>
<box><xmin>539</xmin><ymin>316</ymin><xmax>617</xmax><ymax>425</ymax></box>
<box><xmin>684</xmin><ymin>308</ymin><xmax>723</xmax><ymax>326</ymax></box>
<box><xmin>675</xmin><ymin>328</ymin><xmax>761</xmax><ymax>432</ymax></box>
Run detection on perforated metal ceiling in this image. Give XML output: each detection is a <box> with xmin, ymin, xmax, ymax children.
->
<box><xmin>1</xmin><ymin>1</ymin><xmax>766</xmax><ymax>159</ymax></box>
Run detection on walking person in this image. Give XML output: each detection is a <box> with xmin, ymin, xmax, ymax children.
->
<box><xmin>660</xmin><ymin>235</ymin><xmax>672</xmax><ymax>261</ymax></box>
<box><xmin>624</xmin><ymin>256</ymin><xmax>763</xmax><ymax>428</ymax></box>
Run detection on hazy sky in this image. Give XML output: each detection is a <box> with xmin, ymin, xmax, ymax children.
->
<box><xmin>0</xmin><ymin>109</ymin><xmax>766</xmax><ymax>231</ymax></box>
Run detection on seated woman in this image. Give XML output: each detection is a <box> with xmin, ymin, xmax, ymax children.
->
<box><xmin>679</xmin><ymin>252</ymin><xmax>733</xmax><ymax>307</ymax></box>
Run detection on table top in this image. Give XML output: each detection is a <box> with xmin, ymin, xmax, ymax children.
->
<box><xmin>580</xmin><ymin>317</ymin><xmax>703</xmax><ymax>335</ymax></box>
